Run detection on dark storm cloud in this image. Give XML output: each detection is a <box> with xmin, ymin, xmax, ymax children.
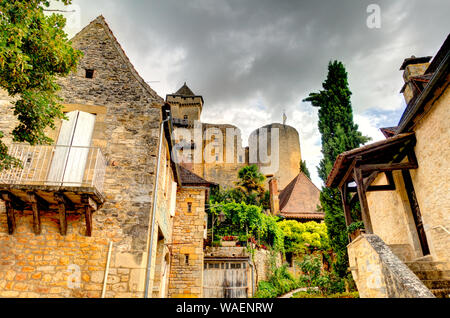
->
<box><xmin>67</xmin><ymin>0</ymin><xmax>449</xmax><ymax>186</ymax></box>
<box><xmin>72</xmin><ymin>0</ymin><xmax>449</xmax><ymax>113</ymax></box>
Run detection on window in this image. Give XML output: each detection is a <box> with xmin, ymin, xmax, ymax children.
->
<box><xmin>85</xmin><ymin>69</ymin><xmax>95</xmax><ymax>79</ymax></box>
<box><xmin>187</xmin><ymin>202</ymin><xmax>192</xmax><ymax>213</ymax></box>
<box><xmin>185</xmin><ymin>254</ymin><xmax>189</xmax><ymax>265</ymax></box>
<box><xmin>216</xmin><ymin>155</ymin><xmax>219</xmax><ymax>162</ymax></box>
<box><xmin>184</xmin><ymin>115</ymin><xmax>188</xmax><ymax>120</ymax></box>
<box><xmin>239</xmin><ymin>155</ymin><xmax>243</xmax><ymax>163</ymax></box>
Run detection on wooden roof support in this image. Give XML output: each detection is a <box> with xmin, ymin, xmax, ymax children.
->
<box><xmin>82</xmin><ymin>194</ymin><xmax>95</xmax><ymax>237</ymax></box>
<box><xmin>27</xmin><ymin>192</ymin><xmax>41</xmax><ymax>235</ymax></box>
<box><xmin>54</xmin><ymin>193</ymin><xmax>68</xmax><ymax>236</ymax></box>
<box><xmin>339</xmin><ymin>184</ymin><xmax>353</xmax><ymax>243</ymax></box>
<box><xmin>1</xmin><ymin>193</ymin><xmax>16</xmax><ymax>235</ymax></box>
<box><xmin>353</xmin><ymin>167</ymin><xmax>374</xmax><ymax>234</ymax></box>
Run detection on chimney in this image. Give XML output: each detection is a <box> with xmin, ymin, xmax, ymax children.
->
<box><xmin>399</xmin><ymin>55</ymin><xmax>432</xmax><ymax>104</ymax></box>
<box><xmin>268</xmin><ymin>178</ymin><xmax>280</xmax><ymax>216</ymax></box>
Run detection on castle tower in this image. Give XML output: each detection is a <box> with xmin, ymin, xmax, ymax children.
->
<box><xmin>249</xmin><ymin>123</ymin><xmax>301</xmax><ymax>190</ymax></box>
<box><xmin>166</xmin><ymin>82</ymin><xmax>204</xmax><ymax>122</ymax></box>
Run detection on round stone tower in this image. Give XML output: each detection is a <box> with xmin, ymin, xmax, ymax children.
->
<box><xmin>249</xmin><ymin>123</ymin><xmax>301</xmax><ymax>190</ymax></box>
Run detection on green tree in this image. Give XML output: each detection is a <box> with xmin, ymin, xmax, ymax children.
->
<box><xmin>300</xmin><ymin>160</ymin><xmax>311</xmax><ymax>179</ymax></box>
<box><xmin>303</xmin><ymin>61</ymin><xmax>369</xmax><ymax>276</ymax></box>
<box><xmin>235</xmin><ymin>164</ymin><xmax>266</xmax><ymax>196</ymax></box>
<box><xmin>0</xmin><ymin>0</ymin><xmax>82</xmax><ymax>170</ymax></box>
<box><xmin>278</xmin><ymin>220</ymin><xmax>329</xmax><ymax>255</ymax></box>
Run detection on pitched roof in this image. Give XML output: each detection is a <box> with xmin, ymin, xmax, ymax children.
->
<box><xmin>71</xmin><ymin>16</ymin><xmax>163</xmax><ymax>103</ymax></box>
<box><xmin>178</xmin><ymin>165</ymin><xmax>216</xmax><ymax>187</ymax></box>
<box><xmin>175</xmin><ymin>82</ymin><xmax>196</xmax><ymax>96</ymax></box>
<box><xmin>278</xmin><ymin>172</ymin><xmax>323</xmax><ymax>220</ymax></box>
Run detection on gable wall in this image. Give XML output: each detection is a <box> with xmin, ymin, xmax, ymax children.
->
<box><xmin>0</xmin><ymin>19</ymin><xmax>167</xmax><ymax>298</ymax></box>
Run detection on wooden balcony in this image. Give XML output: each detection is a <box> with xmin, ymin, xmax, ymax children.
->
<box><xmin>0</xmin><ymin>144</ymin><xmax>106</xmax><ymax>236</ymax></box>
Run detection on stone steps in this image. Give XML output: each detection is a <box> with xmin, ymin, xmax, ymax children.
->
<box><xmin>406</xmin><ymin>260</ymin><xmax>450</xmax><ymax>298</ymax></box>
<box><xmin>413</xmin><ymin>270</ymin><xmax>450</xmax><ymax>281</ymax></box>
<box><xmin>431</xmin><ymin>288</ymin><xmax>450</xmax><ymax>298</ymax></box>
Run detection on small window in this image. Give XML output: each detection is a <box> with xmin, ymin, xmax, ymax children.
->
<box><xmin>230</xmin><ymin>263</ymin><xmax>236</xmax><ymax>269</ymax></box>
<box><xmin>214</xmin><ymin>263</ymin><xmax>219</xmax><ymax>269</ymax></box>
<box><xmin>243</xmin><ymin>263</ymin><xmax>246</xmax><ymax>269</ymax></box>
<box><xmin>187</xmin><ymin>202</ymin><xmax>192</xmax><ymax>213</ymax></box>
<box><xmin>185</xmin><ymin>254</ymin><xmax>189</xmax><ymax>265</ymax></box>
<box><xmin>239</xmin><ymin>155</ymin><xmax>243</xmax><ymax>163</ymax></box>
<box><xmin>184</xmin><ymin>115</ymin><xmax>188</xmax><ymax>120</ymax></box>
<box><xmin>221</xmin><ymin>263</ymin><xmax>224</xmax><ymax>269</ymax></box>
<box><xmin>85</xmin><ymin>69</ymin><xmax>95</xmax><ymax>79</ymax></box>
<box><xmin>225</xmin><ymin>263</ymin><xmax>229</xmax><ymax>269</ymax></box>
<box><xmin>215</xmin><ymin>155</ymin><xmax>219</xmax><ymax>162</ymax></box>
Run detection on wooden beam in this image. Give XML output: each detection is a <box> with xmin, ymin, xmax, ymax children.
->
<box><xmin>348</xmin><ymin>184</ymin><xmax>396</xmax><ymax>192</ymax></box>
<box><xmin>1</xmin><ymin>193</ymin><xmax>16</xmax><ymax>235</ymax></box>
<box><xmin>338</xmin><ymin>157</ymin><xmax>358</xmax><ymax>189</ymax></box>
<box><xmin>82</xmin><ymin>195</ymin><xmax>93</xmax><ymax>237</ymax></box>
<box><xmin>54</xmin><ymin>193</ymin><xmax>68</xmax><ymax>236</ymax></box>
<box><xmin>353</xmin><ymin>168</ymin><xmax>373</xmax><ymax>234</ymax></box>
<box><xmin>358</xmin><ymin>162</ymin><xmax>418</xmax><ymax>172</ymax></box>
<box><xmin>340</xmin><ymin>184</ymin><xmax>353</xmax><ymax>227</ymax></box>
<box><xmin>27</xmin><ymin>192</ymin><xmax>41</xmax><ymax>235</ymax></box>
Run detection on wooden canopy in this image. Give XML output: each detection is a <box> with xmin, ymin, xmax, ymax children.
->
<box><xmin>326</xmin><ymin>132</ymin><xmax>418</xmax><ymax>236</ymax></box>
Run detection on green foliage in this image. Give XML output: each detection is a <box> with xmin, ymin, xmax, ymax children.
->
<box><xmin>297</xmin><ymin>254</ymin><xmax>322</xmax><ymax>288</ymax></box>
<box><xmin>347</xmin><ymin>221</ymin><xmax>365</xmax><ymax>234</ymax></box>
<box><xmin>210</xmin><ymin>201</ymin><xmax>284</xmax><ymax>251</ymax></box>
<box><xmin>0</xmin><ymin>0</ymin><xmax>82</xmax><ymax>170</ymax></box>
<box><xmin>303</xmin><ymin>61</ymin><xmax>370</xmax><ymax>277</ymax></box>
<box><xmin>279</xmin><ymin>220</ymin><xmax>330</xmax><ymax>255</ymax></box>
<box><xmin>300</xmin><ymin>160</ymin><xmax>311</xmax><ymax>179</ymax></box>
<box><xmin>254</xmin><ymin>265</ymin><xmax>300</xmax><ymax>298</ymax></box>
<box><xmin>235</xmin><ymin>164</ymin><xmax>266</xmax><ymax>200</ymax></box>
<box><xmin>296</xmin><ymin>254</ymin><xmax>346</xmax><ymax>295</ymax></box>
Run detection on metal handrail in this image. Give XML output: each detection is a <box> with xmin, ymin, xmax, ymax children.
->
<box><xmin>0</xmin><ymin>143</ymin><xmax>106</xmax><ymax>193</ymax></box>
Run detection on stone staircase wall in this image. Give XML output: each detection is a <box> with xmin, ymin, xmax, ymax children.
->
<box><xmin>348</xmin><ymin>234</ymin><xmax>435</xmax><ymax>298</ymax></box>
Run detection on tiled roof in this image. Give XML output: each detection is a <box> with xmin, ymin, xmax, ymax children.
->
<box><xmin>278</xmin><ymin>172</ymin><xmax>323</xmax><ymax>220</ymax></box>
<box><xmin>178</xmin><ymin>165</ymin><xmax>216</xmax><ymax>187</ymax></box>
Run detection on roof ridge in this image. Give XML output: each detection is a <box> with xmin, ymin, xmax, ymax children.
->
<box><xmin>70</xmin><ymin>15</ymin><xmax>163</xmax><ymax>103</ymax></box>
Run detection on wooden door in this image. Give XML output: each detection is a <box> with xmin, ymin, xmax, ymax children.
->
<box><xmin>47</xmin><ymin>111</ymin><xmax>96</xmax><ymax>186</ymax></box>
<box><xmin>203</xmin><ymin>261</ymin><xmax>248</xmax><ymax>298</ymax></box>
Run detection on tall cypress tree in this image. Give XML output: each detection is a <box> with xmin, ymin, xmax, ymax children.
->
<box><xmin>303</xmin><ymin>61</ymin><xmax>369</xmax><ymax>276</ymax></box>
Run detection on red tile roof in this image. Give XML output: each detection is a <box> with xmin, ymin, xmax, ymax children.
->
<box><xmin>278</xmin><ymin>172</ymin><xmax>323</xmax><ymax>220</ymax></box>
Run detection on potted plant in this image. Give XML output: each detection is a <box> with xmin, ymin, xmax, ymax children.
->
<box><xmin>221</xmin><ymin>235</ymin><xmax>238</xmax><ymax>247</ymax></box>
<box><xmin>347</xmin><ymin>221</ymin><xmax>365</xmax><ymax>240</ymax></box>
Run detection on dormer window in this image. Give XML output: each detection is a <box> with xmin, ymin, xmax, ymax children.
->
<box><xmin>85</xmin><ymin>69</ymin><xmax>95</xmax><ymax>79</ymax></box>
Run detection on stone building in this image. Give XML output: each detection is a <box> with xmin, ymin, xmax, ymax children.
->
<box><xmin>326</xmin><ymin>35</ymin><xmax>450</xmax><ymax>298</ymax></box>
<box><xmin>0</xmin><ymin>16</ymin><xmax>206</xmax><ymax>298</ymax></box>
<box><xmin>166</xmin><ymin>84</ymin><xmax>302</xmax><ymax>190</ymax></box>
<box><xmin>0</xmin><ymin>15</ymin><xmax>320</xmax><ymax>299</ymax></box>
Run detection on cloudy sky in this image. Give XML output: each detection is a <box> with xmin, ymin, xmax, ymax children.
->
<box><xmin>53</xmin><ymin>0</ymin><xmax>449</xmax><ymax>187</ymax></box>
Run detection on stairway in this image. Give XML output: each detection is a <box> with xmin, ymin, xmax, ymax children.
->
<box><xmin>405</xmin><ymin>258</ymin><xmax>450</xmax><ymax>298</ymax></box>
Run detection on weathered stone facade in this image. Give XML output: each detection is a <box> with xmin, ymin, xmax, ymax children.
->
<box><xmin>168</xmin><ymin>188</ymin><xmax>206</xmax><ymax>298</ymax></box>
<box><xmin>0</xmin><ymin>16</ymin><xmax>173</xmax><ymax>298</ymax></box>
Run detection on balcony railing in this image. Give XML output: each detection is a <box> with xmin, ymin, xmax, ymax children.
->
<box><xmin>0</xmin><ymin>144</ymin><xmax>106</xmax><ymax>194</ymax></box>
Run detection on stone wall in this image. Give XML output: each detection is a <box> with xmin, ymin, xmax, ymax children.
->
<box><xmin>0</xmin><ymin>16</ymin><xmax>168</xmax><ymax>298</ymax></box>
<box><xmin>348</xmin><ymin>234</ymin><xmax>434</xmax><ymax>298</ymax></box>
<box><xmin>168</xmin><ymin>187</ymin><xmax>206</xmax><ymax>298</ymax></box>
<box><xmin>366</xmin><ymin>172</ymin><xmax>422</xmax><ymax>261</ymax></box>
<box><xmin>409</xmin><ymin>81</ymin><xmax>450</xmax><ymax>266</ymax></box>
